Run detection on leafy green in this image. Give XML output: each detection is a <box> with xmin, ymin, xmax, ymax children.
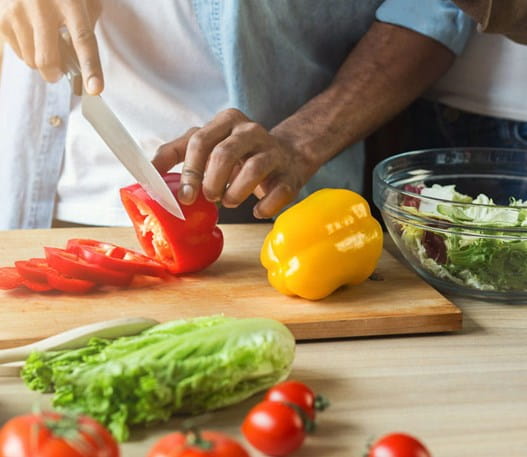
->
<box><xmin>21</xmin><ymin>315</ymin><xmax>296</xmax><ymax>441</ymax></box>
<box><xmin>399</xmin><ymin>184</ymin><xmax>527</xmax><ymax>291</ymax></box>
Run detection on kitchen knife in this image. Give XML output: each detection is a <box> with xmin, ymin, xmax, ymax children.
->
<box><xmin>59</xmin><ymin>33</ymin><xmax>185</xmax><ymax>220</ymax></box>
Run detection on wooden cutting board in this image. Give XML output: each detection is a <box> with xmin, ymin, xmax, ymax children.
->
<box><xmin>0</xmin><ymin>224</ymin><xmax>461</xmax><ymax>348</ymax></box>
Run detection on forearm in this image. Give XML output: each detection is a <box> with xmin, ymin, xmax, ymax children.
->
<box><xmin>271</xmin><ymin>21</ymin><xmax>455</xmax><ymax>172</ymax></box>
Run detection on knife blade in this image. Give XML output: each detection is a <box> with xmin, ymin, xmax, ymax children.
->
<box><xmin>59</xmin><ymin>32</ymin><xmax>185</xmax><ymax>220</ymax></box>
<box><xmin>81</xmin><ymin>95</ymin><xmax>185</xmax><ymax>220</ymax></box>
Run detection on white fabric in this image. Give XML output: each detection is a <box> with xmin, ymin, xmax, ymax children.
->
<box><xmin>427</xmin><ymin>32</ymin><xmax>527</xmax><ymax>122</ymax></box>
<box><xmin>55</xmin><ymin>0</ymin><xmax>228</xmax><ymax>226</ymax></box>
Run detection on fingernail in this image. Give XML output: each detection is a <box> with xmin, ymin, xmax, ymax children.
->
<box><xmin>86</xmin><ymin>76</ymin><xmax>101</xmax><ymax>94</ymax></box>
<box><xmin>178</xmin><ymin>184</ymin><xmax>195</xmax><ymax>203</ymax></box>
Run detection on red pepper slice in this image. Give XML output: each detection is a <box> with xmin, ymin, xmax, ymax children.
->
<box><xmin>66</xmin><ymin>239</ymin><xmax>168</xmax><ymax>277</ymax></box>
<box><xmin>0</xmin><ymin>267</ymin><xmax>25</xmax><ymax>290</ymax></box>
<box><xmin>0</xmin><ymin>266</ymin><xmax>53</xmax><ymax>292</ymax></box>
<box><xmin>120</xmin><ymin>172</ymin><xmax>224</xmax><ymax>274</ymax></box>
<box><xmin>15</xmin><ymin>258</ymin><xmax>49</xmax><ymax>283</ymax></box>
<box><xmin>45</xmin><ymin>247</ymin><xmax>132</xmax><ymax>287</ymax></box>
<box><xmin>46</xmin><ymin>269</ymin><xmax>96</xmax><ymax>294</ymax></box>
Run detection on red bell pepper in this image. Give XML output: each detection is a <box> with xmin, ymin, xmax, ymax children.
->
<box><xmin>120</xmin><ymin>172</ymin><xmax>224</xmax><ymax>274</ymax></box>
<box><xmin>66</xmin><ymin>239</ymin><xmax>168</xmax><ymax>277</ymax></box>
<box><xmin>45</xmin><ymin>247</ymin><xmax>132</xmax><ymax>287</ymax></box>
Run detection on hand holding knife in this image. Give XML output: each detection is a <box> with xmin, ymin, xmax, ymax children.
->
<box><xmin>59</xmin><ymin>30</ymin><xmax>185</xmax><ymax>220</ymax></box>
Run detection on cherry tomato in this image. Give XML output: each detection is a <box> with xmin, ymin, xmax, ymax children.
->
<box><xmin>147</xmin><ymin>430</ymin><xmax>249</xmax><ymax>457</ymax></box>
<box><xmin>264</xmin><ymin>380</ymin><xmax>328</xmax><ymax>419</ymax></box>
<box><xmin>66</xmin><ymin>239</ymin><xmax>168</xmax><ymax>277</ymax></box>
<box><xmin>0</xmin><ymin>411</ymin><xmax>120</xmax><ymax>457</ymax></box>
<box><xmin>242</xmin><ymin>400</ymin><xmax>306</xmax><ymax>456</ymax></box>
<box><xmin>45</xmin><ymin>247</ymin><xmax>132</xmax><ymax>287</ymax></box>
<box><xmin>369</xmin><ymin>433</ymin><xmax>432</xmax><ymax>457</ymax></box>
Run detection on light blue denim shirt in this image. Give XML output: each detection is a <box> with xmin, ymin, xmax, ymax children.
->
<box><xmin>0</xmin><ymin>0</ymin><xmax>472</xmax><ymax>229</ymax></box>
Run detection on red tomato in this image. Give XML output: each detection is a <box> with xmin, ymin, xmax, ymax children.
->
<box><xmin>66</xmin><ymin>239</ymin><xmax>168</xmax><ymax>277</ymax></box>
<box><xmin>147</xmin><ymin>430</ymin><xmax>249</xmax><ymax>457</ymax></box>
<box><xmin>264</xmin><ymin>380</ymin><xmax>328</xmax><ymax>419</ymax></box>
<box><xmin>45</xmin><ymin>247</ymin><xmax>132</xmax><ymax>287</ymax></box>
<box><xmin>0</xmin><ymin>411</ymin><xmax>120</xmax><ymax>457</ymax></box>
<box><xmin>369</xmin><ymin>433</ymin><xmax>432</xmax><ymax>457</ymax></box>
<box><xmin>242</xmin><ymin>401</ymin><xmax>306</xmax><ymax>456</ymax></box>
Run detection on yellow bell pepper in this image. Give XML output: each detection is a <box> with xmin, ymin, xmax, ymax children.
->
<box><xmin>260</xmin><ymin>188</ymin><xmax>383</xmax><ymax>300</ymax></box>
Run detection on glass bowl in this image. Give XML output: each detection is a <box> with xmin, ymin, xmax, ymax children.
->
<box><xmin>373</xmin><ymin>148</ymin><xmax>527</xmax><ymax>303</ymax></box>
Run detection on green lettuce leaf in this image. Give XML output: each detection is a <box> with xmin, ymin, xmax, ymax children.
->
<box><xmin>398</xmin><ymin>184</ymin><xmax>527</xmax><ymax>291</ymax></box>
<box><xmin>21</xmin><ymin>315</ymin><xmax>296</xmax><ymax>441</ymax></box>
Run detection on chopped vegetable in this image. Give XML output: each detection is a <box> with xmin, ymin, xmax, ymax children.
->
<box><xmin>45</xmin><ymin>247</ymin><xmax>133</xmax><ymax>287</ymax></box>
<box><xmin>398</xmin><ymin>184</ymin><xmax>527</xmax><ymax>291</ymax></box>
<box><xmin>260</xmin><ymin>188</ymin><xmax>383</xmax><ymax>300</ymax></box>
<box><xmin>21</xmin><ymin>316</ymin><xmax>296</xmax><ymax>441</ymax></box>
<box><xmin>67</xmin><ymin>239</ymin><xmax>168</xmax><ymax>277</ymax></box>
<box><xmin>120</xmin><ymin>172</ymin><xmax>223</xmax><ymax>274</ymax></box>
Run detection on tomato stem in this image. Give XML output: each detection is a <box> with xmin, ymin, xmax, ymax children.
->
<box><xmin>185</xmin><ymin>427</ymin><xmax>214</xmax><ymax>450</ymax></box>
<box><xmin>314</xmin><ymin>394</ymin><xmax>331</xmax><ymax>412</ymax></box>
<box><xmin>285</xmin><ymin>402</ymin><xmax>317</xmax><ymax>434</ymax></box>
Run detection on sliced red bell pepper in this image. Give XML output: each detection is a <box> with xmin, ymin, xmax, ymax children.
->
<box><xmin>66</xmin><ymin>239</ymin><xmax>168</xmax><ymax>277</ymax></box>
<box><xmin>46</xmin><ymin>269</ymin><xmax>96</xmax><ymax>294</ymax></box>
<box><xmin>0</xmin><ymin>266</ymin><xmax>53</xmax><ymax>292</ymax></box>
<box><xmin>15</xmin><ymin>258</ymin><xmax>49</xmax><ymax>283</ymax></box>
<box><xmin>0</xmin><ymin>267</ymin><xmax>25</xmax><ymax>290</ymax></box>
<box><xmin>45</xmin><ymin>247</ymin><xmax>132</xmax><ymax>287</ymax></box>
<box><xmin>120</xmin><ymin>172</ymin><xmax>224</xmax><ymax>274</ymax></box>
<box><xmin>17</xmin><ymin>257</ymin><xmax>96</xmax><ymax>294</ymax></box>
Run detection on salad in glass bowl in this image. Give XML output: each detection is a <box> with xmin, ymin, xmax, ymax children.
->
<box><xmin>373</xmin><ymin>148</ymin><xmax>527</xmax><ymax>302</ymax></box>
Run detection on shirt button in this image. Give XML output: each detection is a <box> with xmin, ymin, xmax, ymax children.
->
<box><xmin>48</xmin><ymin>115</ymin><xmax>62</xmax><ymax>128</ymax></box>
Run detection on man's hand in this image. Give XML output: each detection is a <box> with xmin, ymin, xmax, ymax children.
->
<box><xmin>152</xmin><ymin>109</ymin><xmax>318</xmax><ymax>219</ymax></box>
<box><xmin>0</xmin><ymin>0</ymin><xmax>103</xmax><ymax>94</ymax></box>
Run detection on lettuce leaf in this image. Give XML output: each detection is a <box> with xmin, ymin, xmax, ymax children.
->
<box><xmin>21</xmin><ymin>315</ymin><xmax>296</xmax><ymax>441</ymax></box>
<box><xmin>399</xmin><ymin>184</ymin><xmax>527</xmax><ymax>291</ymax></box>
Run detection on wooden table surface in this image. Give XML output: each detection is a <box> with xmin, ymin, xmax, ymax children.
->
<box><xmin>0</xmin><ymin>228</ymin><xmax>526</xmax><ymax>456</ymax></box>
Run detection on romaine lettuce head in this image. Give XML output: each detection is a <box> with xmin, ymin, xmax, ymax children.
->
<box><xmin>21</xmin><ymin>315</ymin><xmax>296</xmax><ymax>441</ymax></box>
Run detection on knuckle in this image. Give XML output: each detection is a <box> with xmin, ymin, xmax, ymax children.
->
<box><xmin>220</xmin><ymin>108</ymin><xmax>245</xmax><ymax>123</ymax></box>
<box><xmin>80</xmin><ymin>57</ymin><xmax>98</xmax><ymax>71</ymax></box>
<box><xmin>210</xmin><ymin>143</ymin><xmax>237</xmax><ymax>165</ymax></box>
<box><xmin>74</xmin><ymin>28</ymin><xmax>95</xmax><ymax>43</ymax></box>
<box><xmin>188</xmin><ymin>131</ymin><xmax>208</xmax><ymax>150</ymax></box>
<box><xmin>243</xmin><ymin>156</ymin><xmax>267</xmax><ymax>176</ymax></box>
<box><xmin>242</xmin><ymin>121</ymin><xmax>265</xmax><ymax>135</ymax></box>
<box><xmin>181</xmin><ymin>167</ymin><xmax>204</xmax><ymax>182</ymax></box>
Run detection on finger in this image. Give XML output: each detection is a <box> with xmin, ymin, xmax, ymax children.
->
<box><xmin>64</xmin><ymin>0</ymin><xmax>103</xmax><ymax>94</ymax></box>
<box><xmin>179</xmin><ymin>110</ymin><xmax>244</xmax><ymax>204</ymax></box>
<box><xmin>11</xmin><ymin>12</ymin><xmax>35</xmax><ymax>68</ymax></box>
<box><xmin>152</xmin><ymin>127</ymin><xmax>199</xmax><ymax>175</ymax></box>
<box><xmin>31</xmin><ymin>9</ymin><xmax>62</xmax><ymax>82</ymax></box>
<box><xmin>221</xmin><ymin>152</ymin><xmax>274</xmax><ymax>208</ymax></box>
<box><xmin>203</xmin><ymin>120</ymin><xmax>265</xmax><ymax>202</ymax></box>
<box><xmin>1</xmin><ymin>23</ymin><xmax>22</xmax><ymax>59</ymax></box>
<box><xmin>253</xmin><ymin>179</ymin><xmax>297</xmax><ymax>219</ymax></box>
